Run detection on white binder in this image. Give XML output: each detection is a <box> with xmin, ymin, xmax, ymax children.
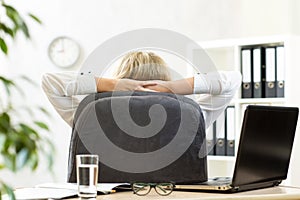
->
<box><xmin>265</xmin><ymin>47</ymin><xmax>276</xmax><ymax>97</ymax></box>
<box><xmin>226</xmin><ymin>106</ymin><xmax>235</xmax><ymax>156</ymax></box>
<box><xmin>241</xmin><ymin>49</ymin><xmax>252</xmax><ymax>98</ymax></box>
<box><xmin>253</xmin><ymin>48</ymin><xmax>262</xmax><ymax>98</ymax></box>
<box><xmin>215</xmin><ymin>112</ymin><xmax>225</xmax><ymax>156</ymax></box>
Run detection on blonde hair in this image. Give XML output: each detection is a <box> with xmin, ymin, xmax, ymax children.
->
<box><xmin>114</xmin><ymin>51</ymin><xmax>171</xmax><ymax>81</ymax></box>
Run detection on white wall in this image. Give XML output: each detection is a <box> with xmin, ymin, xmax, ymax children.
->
<box><xmin>1</xmin><ymin>0</ymin><xmax>300</xmax><ymax>187</ymax></box>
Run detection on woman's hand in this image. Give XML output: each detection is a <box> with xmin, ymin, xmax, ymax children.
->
<box><xmin>142</xmin><ymin>80</ymin><xmax>172</xmax><ymax>93</ymax></box>
<box><xmin>115</xmin><ymin>79</ymin><xmax>158</xmax><ymax>92</ymax></box>
<box><xmin>143</xmin><ymin>78</ymin><xmax>194</xmax><ymax>95</ymax></box>
<box><xmin>96</xmin><ymin>77</ymin><xmax>158</xmax><ymax>92</ymax></box>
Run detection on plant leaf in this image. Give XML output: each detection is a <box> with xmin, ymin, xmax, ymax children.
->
<box><xmin>0</xmin><ymin>164</ymin><xmax>5</xmax><ymax>170</ymax></box>
<box><xmin>34</xmin><ymin>121</ymin><xmax>49</xmax><ymax>130</ymax></box>
<box><xmin>2</xmin><ymin>183</ymin><xmax>16</xmax><ymax>200</ymax></box>
<box><xmin>0</xmin><ymin>37</ymin><xmax>8</xmax><ymax>54</ymax></box>
<box><xmin>47</xmin><ymin>151</ymin><xmax>54</xmax><ymax>171</ymax></box>
<box><xmin>16</xmin><ymin>148</ymin><xmax>29</xmax><ymax>170</ymax></box>
<box><xmin>38</xmin><ymin>107</ymin><xmax>51</xmax><ymax>117</ymax></box>
<box><xmin>0</xmin><ymin>135</ymin><xmax>5</xmax><ymax>152</ymax></box>
<box><xmin>4</xmin><ymin>3</ymin><xmax>30</xmax><ymax>39</ymax></box>
<box><xmin>20</xmin><ymin>75</ymin><xmax>37</xmax><ymax>87</ymax></box>
<box><xmin>29</xmin><ymin>152</ymin><xmax>39</xmax><ymax>170</ymax></box>
<box><xmin>19</xmin><ymin>123</ymin><xmax>39</xmax><ymax>138</ymax></box>
<box><xmin>0</xmin><ymin>112</ymin><xmax>11</xmax><ymax>133</ymax></box>
<box><xmin>9</xmin><ymin>81</ymin><xmax>25</xmax><ymax>97</ymax></box>
<box><xmin>28</xmin><ymin>13</ymin><xmax>42</xmax><ymax>24</ymax></box>
<box><xmin>2</xmin><ymin>4</ymin><xmax>18</xmax><ymax>13</ymax></box>
<box><xmin>0</xmin><ymin>76</ymin><xmax>15</xmax><ymax>95</ymax></box>
<box><xmin>4</xmin><ymin>4</ymin><xmax>21</xmax><ymax>28</ymax></box>
<box><xmin>3</xmin><ymin>154</ymin><xmax>16</xmax><ymax>172</ymax></box>
<box><xmin>0</xmin><ymin>23</ymin><xmax>14</xmax><ymax>38</ymax></box>
<box><xmin>20</xmin><ymin>22</ymin><xmax>30</xmax><ymax>38</ymax></box>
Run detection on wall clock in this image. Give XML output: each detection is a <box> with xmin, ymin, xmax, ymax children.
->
<box><xmin>48</xmin><ymin>36</ymin><xmax>81</xmax><ymax>68</ymax></box>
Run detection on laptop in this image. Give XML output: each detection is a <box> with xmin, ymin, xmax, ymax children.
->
<box><xmin>176</xmin><ymin>105</ymin><xmax>299</xmax><ymax>193</ymax></box>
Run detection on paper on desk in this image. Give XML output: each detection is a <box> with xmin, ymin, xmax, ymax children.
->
<box><xmin>2</xmin><ymin>182</ymin><xmax>130</xmax><ymax>200</ymax></box>
<box><xmin>37</xmin><ymin>182</ymin><xmax>130</xmax><ymax>193</ymax></box>
<box><xmin>10</xmin><ymin>187</ymin><xmax>77</xmax><ymax>200</ymax></box>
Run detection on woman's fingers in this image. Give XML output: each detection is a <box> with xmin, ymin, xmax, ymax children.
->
<box><xmin>137</xmin><ymin>86</ymin><xmax>158</xmax><ymax>92</ymax></box>
<box><xmin>116</xmin><ymin>79</ymin><xmax>168</xmax><ymax>92</ymax></box>
<box><xmin>141</xmin><ymin>81</ymin><xmax>158</xmax><ymax>87</ymax></box>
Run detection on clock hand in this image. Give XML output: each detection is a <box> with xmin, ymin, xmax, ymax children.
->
<box><xmin>57</xmin><ymin>39</ymin><xmax>65</xmax><ymax>52</ymax></box>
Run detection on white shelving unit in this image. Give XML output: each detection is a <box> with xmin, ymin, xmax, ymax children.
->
<box><xmin>198</xmin><ymin>35</ymin><xmax>300</xmax><ymax>185</ymax></box>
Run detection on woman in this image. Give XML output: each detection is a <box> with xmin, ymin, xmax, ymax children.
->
<box><xmin>42</xmin><ymin>51</ymin><xmax>241</xmax><ymax>128</ymax></box>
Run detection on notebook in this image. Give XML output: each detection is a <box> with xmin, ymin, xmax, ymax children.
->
<box><xmin>176</xmin><ymin>105</ymin><xmax>299</xmax><ymax>193</ymax></box>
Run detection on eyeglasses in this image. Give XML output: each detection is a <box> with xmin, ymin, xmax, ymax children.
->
<box><xmin>132</xmin><ymin>182</ymin><xmax>174</xmax><ymax>196</ymax></box>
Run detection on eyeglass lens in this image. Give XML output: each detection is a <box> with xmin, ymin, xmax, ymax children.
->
<box><xmin>132</xmin><ymin>183</ymin><xmax>174</xmax><ymax>196</ymax></box>
<box><xmin>155</xmin><ymin>183</ymin><xmax>174</xmax><ymax>196</ymax></box>
<box><xmin>132</xmin><ymin>183</ymin><xmax>151</xmax><ymax>196</ymax></box>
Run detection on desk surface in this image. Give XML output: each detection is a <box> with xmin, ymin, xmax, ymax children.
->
<box><xmin>70</xmin><ymin>186</ymin><xmax>300</xmax><ymax>200</ymax></box>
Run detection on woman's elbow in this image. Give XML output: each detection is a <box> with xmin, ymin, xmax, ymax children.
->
<box><xmin>219</xmin><ymin>71</ymin><xmax>242</xmax><ymax>95</ymax></box>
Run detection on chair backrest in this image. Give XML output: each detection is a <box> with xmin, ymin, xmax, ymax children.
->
<box><xmin>67</xmin><ymin>91</ymin><xmax>207</xmax><ymax>184</ymax></box>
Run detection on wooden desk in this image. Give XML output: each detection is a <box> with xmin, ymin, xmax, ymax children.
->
<box><xmin>70</xmin><ymin>186</ymin><xmax>300</xmax><ymax>200</ymax></box>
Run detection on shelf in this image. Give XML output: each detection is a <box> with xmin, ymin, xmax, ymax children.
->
<box><xmin>199</xmin><ymin>35</ymin><xmax>287</xmax><ymax>49</ymax></box>
<box><xmin>234</xmin><ymin>98</ymin><xmax>285</xmax><ymax>104</ymax></box>
<box><xmin>199</xmin><ymin>36</ymin><xmax>300</xmax><ymax>181</ymax></box>
<box><xmin>207</xmin><ymin>156</ymin><xmax>235</xmax><ymax>162</ymax></box>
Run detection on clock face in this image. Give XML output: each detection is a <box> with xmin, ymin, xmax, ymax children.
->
<box><xmin>48</xmin><ymin>36</ymin><xmax>80</xmax><ymax>68</ymax></box>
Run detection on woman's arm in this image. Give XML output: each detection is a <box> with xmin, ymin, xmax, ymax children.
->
<box><xmin>145</xmin><ymin>71</ymin><xmax>242</xmax><ymax>128</ymax></box>
<box><xmin>193</xmin><ymin>71</ymin><xmax>242</xmax><ymax>129</ymax></box>
<box><xmin>42</xmin><ymin>72</ymin><xmax>154</xmax><ymax>126</ymax></box>
<box><xmin>42</xmin><ymin>70</ymin><xmax>241</xmax><ymax>128</ymax></box>
<box><xmin>42</xmin><ymin>72</ymin><xmax>97</xmax><ymax>126</ymax></box>
<box><xmin>145</xmin><ymin>71</ymin><xmax>241</xmax><ymax>95</ymax></box>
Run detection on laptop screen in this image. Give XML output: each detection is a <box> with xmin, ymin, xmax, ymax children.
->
<box><xmin>232</xmin><ymin>105</ymin><xmax>299</xmax><ymax>186</ymax></box>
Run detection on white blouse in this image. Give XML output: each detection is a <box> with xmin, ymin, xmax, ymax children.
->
<box><xmin>42</xmin><ymin>71</ymin><xmax>241</xmax><ymax>129</ymax></box>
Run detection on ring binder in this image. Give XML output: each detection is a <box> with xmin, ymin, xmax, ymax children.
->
<box><xmin>225</xmin><ymin>106</ymin><xmax>235</xmax><ymax>156</ymax></box>
<box><xmin>241</xmin><ymin>49</ymin><xmax>252</xmax><ymax>98</ymax></box>
<box><xmin>276</xmin><ymin>46</ymin><xmax>285</xmax><ymax>97</ymax></box>
<box><xmin>215</xmin><ymin>112</ymin><xmax>226</xmax><ymax>156</ymax></box>
<box><xmin>252</xmin><ymin>48</ymin><xmax>262</xmax><ymax>98</ymax></box>
<box><xmin>265</xmin><ymin>47</ymin><xmax>276</xmax><ymax>98</ymax></box>
<box><xmin>206</xmin><ymin>125</ymin><xmax>215</xmax><ymax>156</ymax></box>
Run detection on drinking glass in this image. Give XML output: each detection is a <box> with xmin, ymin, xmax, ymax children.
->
<box><xmin>76</xmin><ymin>154</ymin><xmax>99</xmax><ymax>198</ymax></box>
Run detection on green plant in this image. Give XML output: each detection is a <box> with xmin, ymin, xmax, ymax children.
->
<box><xmin>0</xmin><ymin>1</ymin><xmax>53</xmax><ymax>200</ymax></box>
<box><xmin>0</xmin><ymin>1</ymin><xmax>41</xmax><ymax>54</ymax></box>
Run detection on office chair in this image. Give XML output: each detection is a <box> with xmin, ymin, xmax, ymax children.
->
<box><xmin>67</xmin><ymin>91</ymin><xmax>207</xmax><ymax>184</ymax></box>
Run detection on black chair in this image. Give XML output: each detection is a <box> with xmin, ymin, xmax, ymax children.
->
<box><xmin>67</xmin><ymin>91</ymin><xmax>207</xmax><ymax>184</ymax></box>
